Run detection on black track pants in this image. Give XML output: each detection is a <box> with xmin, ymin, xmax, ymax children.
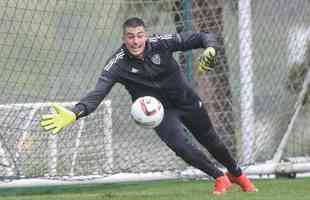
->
<box><xmin>154</xmin><ymin>106</ymin><xmax>241</xmax><ymax>179</ymax></box>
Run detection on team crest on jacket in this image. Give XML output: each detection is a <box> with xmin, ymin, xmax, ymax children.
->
<box><xmin>151</xmin><ymin>54</ymin><xmax>161</xmax><ymax>65</ymax></box>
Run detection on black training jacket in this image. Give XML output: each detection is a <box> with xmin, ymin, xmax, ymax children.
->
<box><xmin>72</xmin><ymin>31</ymin><xmax>218</xmax><ymax>118</ymax></box>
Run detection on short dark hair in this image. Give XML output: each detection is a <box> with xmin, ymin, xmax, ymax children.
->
<box><xmin>123</xmin><ymin>17</ymin><xmax>145</xmax><ymax>32</ymax></box>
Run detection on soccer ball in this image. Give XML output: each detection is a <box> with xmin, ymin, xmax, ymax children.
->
<box><xmin>130</xmin><ymin>96</ymin><xmax>164</xmax><ymax>129</ymax></box>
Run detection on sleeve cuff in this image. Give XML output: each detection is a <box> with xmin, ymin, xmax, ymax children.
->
<box><xmin>71</xmin><ymin>103</ymin><xmax>88</xmax><ymax>119</ymax></box>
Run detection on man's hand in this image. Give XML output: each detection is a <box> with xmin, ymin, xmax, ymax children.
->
<box><xmin>40</xmin><ymin>103</ymin><xmax>76</xmax><ymax>134</ymax></box>
<box><xmin>198</xmin><ymin>47</ymin><xmax>217</xmax><ymax>72</ymax></box>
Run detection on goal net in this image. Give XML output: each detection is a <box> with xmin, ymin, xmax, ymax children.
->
<box><xmin>1</xmin><ymin>0</ymin><xmax>310</xmax><ymax>183</ymax></box>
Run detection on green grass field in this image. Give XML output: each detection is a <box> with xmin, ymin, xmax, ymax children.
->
<box><xmin>0</xmin><ymin>178</ymin><xmax>309</xmax><ymax>200</ymax></box>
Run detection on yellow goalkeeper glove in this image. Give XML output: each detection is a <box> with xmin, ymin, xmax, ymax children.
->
<box><xmin>40</xmin><ymin>103</ymin><xmax>76</xmax><ymax>134</ymax></box>
<box><xmin>198</xmin><ymin>47</ymin><xmax>217</xmax><ymax>72</ymax></box>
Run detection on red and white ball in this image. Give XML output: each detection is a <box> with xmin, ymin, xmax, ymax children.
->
<box><xmin>130</xmin><ymin>96</ymin><xmax>164</xmax><ymax>129</ymax></box>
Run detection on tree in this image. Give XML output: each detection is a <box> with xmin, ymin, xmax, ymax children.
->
<box><xmin>287</xmin><ymin>42</ymin><xmax>310</xmax><ymax>105</ymax></box>
<box><xmin>173</xmin><ymin>0</ymin><xmax>236</xmax><ymax>155</ymax></box>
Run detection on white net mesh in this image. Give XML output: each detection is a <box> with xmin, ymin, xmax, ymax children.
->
<box><xmin>0</xmin><ymin>0</ymin><xmax>310</xmax><ymax>180</ymax></box>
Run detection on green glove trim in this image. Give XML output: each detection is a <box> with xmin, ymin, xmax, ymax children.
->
<box><xmin>198</xmin><ymin>47</ymin><xmax>217</xmax><ymax>73</ymax></box>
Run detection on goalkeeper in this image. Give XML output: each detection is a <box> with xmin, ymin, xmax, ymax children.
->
<box><xmin>41</xmin><ymin>17</ymin><xmax>257</xmax><ymax>195</ymax></box>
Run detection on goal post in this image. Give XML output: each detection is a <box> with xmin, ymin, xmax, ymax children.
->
<box><xmin>238</xmin><ymin>0</ymin><xmax>255</xmax><ymax>164</ymax></box>
<box><xmin>1</xmin><ymin>0</ymin><xmax>310</xmax><ymax>185</ymax></box>
<box><xmin>0</xmin><ymin>101</ymin><xmax>112</xmax><ymax>178</ymax></box>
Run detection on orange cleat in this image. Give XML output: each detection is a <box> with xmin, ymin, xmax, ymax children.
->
<box><xmin>225</xmin><ymin>172</ymin><xmax>258</xmax><ymax>192</ymax></box>
<box><xmin>213</xmin><ymin>175</ymin><xmax>232</xmax><ymax>195</ymax></box>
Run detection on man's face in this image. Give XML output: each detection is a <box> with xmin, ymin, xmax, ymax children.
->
<box><xmin>123</xmin><ymin>26</ymin><xmax>147</xmax><ymax>59</ymax></box>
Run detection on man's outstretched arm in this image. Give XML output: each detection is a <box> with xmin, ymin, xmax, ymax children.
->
<box><xmin>154</xmin><ymin>32</ymin><xmax>218</xmax><ymax>72</ymax></box>
<box><xmin>155</xmin><ymin>31</ymin><xmax>218</xmax><ymax>52</ymax></box>
<box><xmin>40</xmin><ymin>61</ymin><xmax>119</xmax><ymax>134</ymax></box>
